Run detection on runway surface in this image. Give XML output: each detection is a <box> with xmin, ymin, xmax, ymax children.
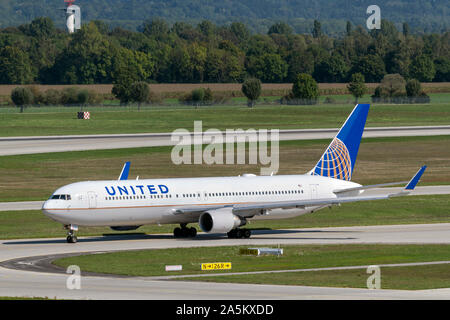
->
<box><xmin>1</xmin><ymin>125</ymin><xmax>450</xmax><ymax>156</ymax></box>
<box><xmin>2</xmin><ymin>185</ymin><xmax>448</xmax><ymax>212</ymax></box>
<box><xmin>0</xmin><ymin>223</ymin><xmax>449</xmax><ymax>299</ymax></box>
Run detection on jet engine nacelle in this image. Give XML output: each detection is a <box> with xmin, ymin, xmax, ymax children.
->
<box><xmin>199</xmin><ymin>208</ymin><xmax>246</xmax><ymax>233</ymax></box>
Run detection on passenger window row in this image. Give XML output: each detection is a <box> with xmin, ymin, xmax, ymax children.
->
<box><xmin>104</xmin><ymin>189</ymin><xmax>304</xmax><ymax>201</ymax></box>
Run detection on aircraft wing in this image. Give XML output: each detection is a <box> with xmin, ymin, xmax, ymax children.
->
<box><xmin>232</xmin><ymin>166</ymin><xmax>426</xmax><ymax>216</ymax></box>
<box><xmin>173</xmin><ymin>166</ymin><xmax>427</xmax><ymax>218</ymax></box>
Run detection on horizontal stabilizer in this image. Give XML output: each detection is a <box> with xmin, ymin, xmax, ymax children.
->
<box><xmin>334</xmin><ymin>166</ymin><xmax>427</xmax><ymax>196</ymax></box>
<box><xmin>334</xmin><ymin>181</ymin><xmax>409</xmax><ymax>194</ymax></box>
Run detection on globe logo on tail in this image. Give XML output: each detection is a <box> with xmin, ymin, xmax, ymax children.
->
<box><xmin>312</xmin><ymin>138</ymin><xmax>352</xmax><ymax>181</ymax></box>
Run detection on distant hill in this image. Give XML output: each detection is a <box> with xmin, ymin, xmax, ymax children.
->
<box><xmin>0</xmin><ymin>0</ymin><xmax>449</xmax><ymax>34</ymax></box>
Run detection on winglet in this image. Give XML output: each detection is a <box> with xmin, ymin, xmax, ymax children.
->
<box><xmin>118</xmin><ymin>162</ymin><xmax>131</xmax><ymax>180</ymax></box>
<box><xmin>405</xmin><ymin>165</ymin><xmax>427</xmax><ymax>190</ymax></box>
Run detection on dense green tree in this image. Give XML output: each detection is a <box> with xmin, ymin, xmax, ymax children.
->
<box><xmin>141</xmin><ymin>18</ymin><xmax>169</xmax><ymax>40</ymax></box>
<box><xmin>11</xmin><ymin>86</ymin><xmax>33</xmax><ymax>113</ymax></box>
<box><xmin>246</xmin><ymin>53</ymin><xmax>287</xmax><ymax>83</ymax></box>
<box><xmin>129</xmin><ymin>81</ymin><xmax>150</xmax><ymax>110</ymax></box>
<box><xmin>313</xmin><ymin>53</ymin><xmax>349</xmax><ymax>82</ymax></box>
<box><xmin>268</xmin><ymin>22</ymin><xmax>293</xmax><ymax>35</ymax></box>
<box><xmin>347</xmin><ymin>73</ymin><xmax>367</xmax><ymax>103</ymax></box>
<box><xmin>246</xmin><ymin>35</ymin><xmax>277</xmax><ymax>56</ymax></box>
<box><xmin>230</xmin><ymin>22</ymin><xmax>251</xmax><ymax>44</ymax></box>
<box><xmin>434</xmin><ymin>57</ymin><xmax>450</xmax><ymax>82</ymax></box>
<box><xmin>0</xmin><ymin>14</ymin><xmax>447</xmax><ymax>86</ymax></box>
<box><xmin>188</xmin><ymin>43</ymin><xmax>207</xmax><ymax>82</ymax></box>
<box><xmin>25</xmin><ymin>17</ymin><xmax>55</xmax><ymax>39</ymax></box>
<box><xmin>352</xmin><ymin>54</ymin><xmax>386</xmax><ymax>82</ymax></box>
<box><xmin>292</xmin><ymin>73</ymin><xmax>319</xmax><ymax>104</ymax></box>
<box><xmin>111</xmin><ymin>46</ymin><xmax>154</xmax><ymax>103</ymax></box>
<box><xmin>385</xmin><ymin>42</ymin><xmax>411</xmax><ymax>77</ymax></box>
<box><xmin>51</xmin><ymin>22</ymin><xmax>115</xmax><ymax>84</ymax></box>
<box><xmin>380</xmin><ymin>73</ymin><xmax>406</xmax><ymax>97</ymax></box>
<box><xmin>197</xmin><ymin>20</ymin><xmax>215</xmax><ymax>39</ymax></box>
<box><xmin>204</xmin><ymin>48</ymin><xmax>244</xmax><ymax>83</ymax></box>
<box><xmin>405</xmin><ymin>79</ymin><xmax>421</xmax><ymax>97</ymax></box>
<box><xmin>312</xmin><ymin>20</ymin><xmax>322</xmax><ymax>38</ymax></box>
<box><xmin>286</xmin><ymin>50</ymin><xmax>315</xmax><ymax>81</ymax></box>
<box><xmin>172</xmin><ymin>22</ymin><xmax>200</xmax><ymax>41</ymax></box>
<box><xmin>346</xmin><ymin>21</ymin><xmax>352</xmax><ymax>36</ymax></box>
<box><xmin>409</xmin><ymin>55</ymin><xmax>436</xmax><ymax>82</ymax></box>
<box><xmin>112</xmin><ymin>47</ymin><xmax>154</xmax><ymax>84</ymax></box>
<box><xmin>241</xmin><ymin>78</ymin><xmax>262</xmax><ymax>107</ymax></box>
<box><xmin>167</xmin><ymin>45</ymin><xmax>194</xmax><ymax>82</ymax></box>
<box><xmin>0</xmin><ymin>46</ymin><xmax>35</xmax><ymax>84</ymax></box>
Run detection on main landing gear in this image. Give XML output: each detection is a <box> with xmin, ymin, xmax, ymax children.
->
<box><xmin>173</xmin><ymin>223</ymin><xmax>197</xmax><ymax>238</ymax></box>
<box><xmin>65</xmin><ymin>224</ymin><xmax>78</xmax><ymax>243</ymax></box>
<box><xmin>227</xmin><ymin>228</ymin><xmax>251</xmax><ymax>239</ymax></box>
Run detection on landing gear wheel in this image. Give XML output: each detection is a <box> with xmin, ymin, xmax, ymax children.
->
<box><xmin>227</xmin><ymin>228</ymin><xmax>251</xmax><ymax>239</ymax></box>
<box><xmin>189</xmin><ymin>227</ymin><xmax>197</xmax><ymax>237</ymax></box>
<box><xmin>173</xmin><ymin>225</ymin><xmax>197</xmax><ymax>238</ymax></box>
<box><xmin>174</xmin><ymin>227</ymin><xmax>182</xmax><ymax>238</ymax></box>
<box><xmin>66</xmin><ymin>235</ymin><xmax>77</xmax><ymax>243</ymax></box>
<box><xmin>65</xmin><ymin>224</ymin><xmax>78</xmax><ymax>244</ymax></box>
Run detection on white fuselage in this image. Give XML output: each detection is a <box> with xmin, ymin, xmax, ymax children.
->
<box><xmin>42</xmin><ymin>174</ymin><xmax>360</xmax><ymax>227</ymax></box>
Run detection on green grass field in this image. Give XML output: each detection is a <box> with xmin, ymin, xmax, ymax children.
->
<box><xmin>1</xmin><ymin>99</ymin><xmax>450</xmax><ymax>137</ymax></box>
<box><xmin>52</xmin><ymin>244</ymin><xmax>450</xmax><ymax>291</ymax></box>
<box><xmin>188</xmin><ymin>264</ymin><xmax>450</xmax><ymax>290</ymax></box>
<box><xmin>1</xmin><ymin>194</ymin><xmax>448</xmax><ymax>240</ymax></box>
<box><xmin>1</xmin><ymin>135</ymin><xmax>449</xmax><ymax>202</ymax></box>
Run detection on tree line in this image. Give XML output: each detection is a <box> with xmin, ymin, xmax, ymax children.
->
<box><xmin>0</xmin><ymin>17</ymin><xmax>449</xmax><ymax>87</ymax></box>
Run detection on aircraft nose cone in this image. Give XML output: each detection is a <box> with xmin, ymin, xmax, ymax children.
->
<box><xmin>42</xmin><ymin>200</ymin><xmax>49</xmax><ymax>210</ymax></box>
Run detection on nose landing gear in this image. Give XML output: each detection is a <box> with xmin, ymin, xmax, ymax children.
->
<box><xmin>65</xmin><ymin>224</ymin><xmax>78</xmax><ymax>243</ymax></box>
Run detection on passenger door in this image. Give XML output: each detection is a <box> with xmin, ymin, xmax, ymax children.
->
<box><xmin>310</xmin><ymin>184</ymin><xmax>319</xmax><ymax>199</ymax></box>
<box><xmin>88</xmin><ymin>192</ymin><xmax>97</xmax><ymax>208</ymax></box>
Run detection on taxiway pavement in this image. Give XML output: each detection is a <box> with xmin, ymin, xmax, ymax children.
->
<box><xmin>1</xmin><ymin>125</ymin><xmax>450</xmax><ymax>156</ymax></box>
<box><xmin>0</xmin><ymin>223</ymin><xmax>449</xmax><ymax>299</ymax></box>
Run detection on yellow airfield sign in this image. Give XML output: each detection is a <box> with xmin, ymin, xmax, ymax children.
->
<box><xmin>201</xmin><ymin>262</ymin><xmax>232</xmax><ymax>271</ymax></box>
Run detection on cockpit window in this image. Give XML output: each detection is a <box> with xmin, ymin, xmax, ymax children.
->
<box><xmin>50</xmin><ymin>194</ymin><xmax>71</xmax><ymax>200</ymax></box>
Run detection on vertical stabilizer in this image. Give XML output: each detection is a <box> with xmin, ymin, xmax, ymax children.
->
<box><xmin>309</xmin><ymin>104</ymin><xmax>370</xmax><ymax>181</ymax></box>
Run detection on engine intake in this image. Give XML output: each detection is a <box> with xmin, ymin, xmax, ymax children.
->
<box><xmin>199</xmin><ymin>208</ymin><xmax>246</xmax><ymax>233</ymax></box>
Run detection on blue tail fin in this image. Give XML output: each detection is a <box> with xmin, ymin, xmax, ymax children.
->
<box><xmin>310</xmin><ymin>104</ymin><xmax>370</xmax><ymax>181</ymax></box>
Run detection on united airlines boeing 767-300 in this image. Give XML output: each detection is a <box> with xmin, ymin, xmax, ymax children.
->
<box><xmin>42</xmin><ymin>104</ymin><xmax>427</xmax><ymax>243</ymax></box>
